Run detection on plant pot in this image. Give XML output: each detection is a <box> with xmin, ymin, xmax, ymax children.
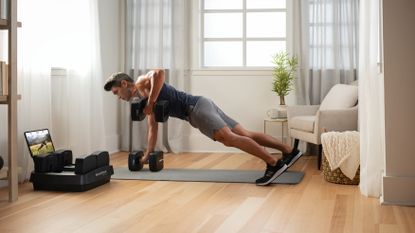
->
<box><xmin>276</xmin><ymin>104</ymin><xmax>287</xmax><ymax>118</ymax></box>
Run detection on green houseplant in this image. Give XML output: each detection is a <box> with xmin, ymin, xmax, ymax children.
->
<box><xmin>271</xmin><ymin>52</ymin><xmax>298</xmax><ymax>105</ymax></box>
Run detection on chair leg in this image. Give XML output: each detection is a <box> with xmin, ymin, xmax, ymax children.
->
<box><xmin>318</xmin><ymin>144</ymin><xmax>322</xmax><ymax>170</ymax></box>
<box><xmin>293</xmin><ymin>139</ymin><xmax>299</xmax><ymax>150</ymax></box>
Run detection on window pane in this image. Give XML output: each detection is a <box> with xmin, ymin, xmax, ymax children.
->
<box><xmin>247</xmin><ymin>0</ymin><xmax>286</xmax><ymax>9</ymax></box>
<box><xmin>247</xmin><ymin>12</ymin><xmax>286</xmax><ymax>38</ymax></box>
<box><xmin>204</xmin><ymin>0</ymin><xmax>242</xmax><ymax>10</ymax></box>
<box><xmin>246</xmin><ymin>41</ymin><xmax>286</xmax><ymax>66</ymax></box>
<box><xmin>204</xmin><ymin>13</ymin><xmax>243</xmax><ymax>38</ymax></box>
<box><xmin>204</xmin><ymin>42</ymin><xmax>243</xmax><ymax>67</ymax></box>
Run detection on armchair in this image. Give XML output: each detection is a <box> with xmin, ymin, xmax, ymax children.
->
<box><xmin>287</xmin><ymin>84</ymin><xmax>358</xmax><ymax>169</ymax></box>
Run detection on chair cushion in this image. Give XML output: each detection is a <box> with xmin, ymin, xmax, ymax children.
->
<box><xmin>320</xmin><ymin>84</ymin><xmax>358</xmax><ymax>110</ymax></box>
<box><xmin>290</xmin><ymin>116</ymin><xmax>316</xmax><ymax>132</ymax></box>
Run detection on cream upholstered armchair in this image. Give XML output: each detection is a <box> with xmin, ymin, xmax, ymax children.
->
<box><xmin>287</xmin><ymin>84</ymin><xmax>358</xmax><ymax>169</ymax></box>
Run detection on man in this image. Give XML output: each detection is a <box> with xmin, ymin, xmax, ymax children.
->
<box><xmin>104</xmin><ymin>69</ymin><xmax>302</xmax><ymax>186</ymax></box>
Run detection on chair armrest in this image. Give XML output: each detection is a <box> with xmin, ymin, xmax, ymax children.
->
<box><xmin>287</xmin><ymin>105</ymin><xmax>320</xmax><ymax>119</ymax></box>
<box><xmin>317</xmin><ymin>106</ymin><xmax>358</xmax><ymax>135</ymax></box>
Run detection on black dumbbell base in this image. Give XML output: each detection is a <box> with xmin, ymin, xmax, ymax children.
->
<box><xmin>30</xmin><ymin>165</ymin><xmax>114</xmax><ymax>192</ymax></box>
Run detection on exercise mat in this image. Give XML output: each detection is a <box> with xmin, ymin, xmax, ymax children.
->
<box><xmin>112</xmin><ymin>167</ymin><xmax>304</xmax><ymax>184</ymax></box>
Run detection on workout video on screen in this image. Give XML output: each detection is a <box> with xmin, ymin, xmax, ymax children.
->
<box><xmin>24</xmin><ymin>129</ymin><xmax>55</xmax><ymax>156</ymax></box>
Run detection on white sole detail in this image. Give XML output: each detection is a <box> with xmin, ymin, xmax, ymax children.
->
<box><xmin>287</xmin><ymin>151</ymin><xmax>303</xmax><ymax>168</ymax></box>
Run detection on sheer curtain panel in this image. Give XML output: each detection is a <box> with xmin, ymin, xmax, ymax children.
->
<box><xmin>9</xmin><ymin>0</ymin><xmax>106</xmax><ymax>180</ymax></box>
<box><xmin>293</xmin><ymin>0</ymin><xmax>359</xmax><ymax>105</ymax></box>
<box><xmin>122</xmin><ymin>0</ymin><xmax>190</xmax><ymax>152</ymax></box>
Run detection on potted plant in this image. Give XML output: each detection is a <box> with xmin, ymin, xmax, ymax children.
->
<box><xmin>271</xmin><ymin>52</ymin><xmax>298</xmax><ymax>105</ymax></box>
<box><xmin>270</xmin><ymin>52</ymin><xmax>298</xmax><ymax>118</ymax></box>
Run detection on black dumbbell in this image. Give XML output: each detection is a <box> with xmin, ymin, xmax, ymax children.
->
<box><xmin>128</xmin><ymin>151</ymin><xmax>164</xmax><ymax>172</ymax></box>
<box><xmin>32</xmin><ymin>153</ymin><xmax>58</xmax><ymax>173</ymax></box>
<box><xmin>57</xmin><ymin>149</ymin><xmax>73</xmax><ymax>166</ymax></box>
<box><xmin>149</xmin><ymin>151</ymin><xmax>164</xmax><ymax>172</ymax></box>
<box><xmin>57</xmin><ymin>149</ymin><xmax>75</xmax><ymax>172</ymax></box>
<box><xmin>92</xmin><ymin>151</ymin><xmax>110</xmax><ymax>168</ymax></box>
<box><xmin>128</xmin><ymin>151</ymin><xmax>144</xmax><ymax>171</ymax></box>
<box><xmin>0</xmin><ymin>156</ymin><xmax>4</xmax><ymax>170</ymax></box>
<box><xmin>131</xmin><ymin>98</ymin><xmax>169</xmax><ymax>122</ymax></box>
<box><xmin>154</xmin><ymin>101</ymin><xmax>169</xmax><ymax>122</ymax></box>
<box><xmin>131</xmin><ymin>98</ymin><xmax>147</xmax><ymax>121</ymax></box>
<box><xmin>75</xmin><ymin>154</ymin><xmax>97</xmax><ymax>175</ymax></box>
<box><xmin>54</xmin><ymin>149</ymin><xmax>73</xmax><ymax>172</ymax></box>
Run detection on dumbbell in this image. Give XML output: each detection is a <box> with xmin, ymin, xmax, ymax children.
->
<box><xmin>54</xmin><ymin>149</ymin><xmax>73</xmax><ymax>172</ymax></box>
<box><xmin>74</xmin><ymin>151</ymin><xmax>110</xmax><ymax>175</ymax></box>
<box><xmin>149</xmin><ymin>151</ymin><xmax>164</xmax><ymax>172</ymax></box>
<box><xmin>128</xmin><ymin>151</ymin><xmax>144</xmax><ymax>171</ymax></box>
<box><xmin>128</xmin><ymin>151</ymin><xmax>164</xmax><ymax>172</ymax></box>
<box><xmin>131</xmin><ymin>98</ymin><xmax>169</xmax><ymax>122</ymax></box>
<box><xmin>32</xmin><ymin>149</ymin><xmax>73</xmax><ymax>173</ymax></box>
<box><xmin>0</xmin><ymin>156</ymin><xmax>3</xmax><ymax>170</ymax></box>
<box><xmin>153</xmin><ymin>101</ymin><xmax>169</xmax><ymax>122</ymax></box>
<box><xmin>75</xmin><ymin>154</ymin><xmax>97</xmax><ymax>175</ymax></box>
<box><xmin>93</xmin><ymin>151</ymin><xmax>110</xmax><ymax>168</ymax></box>
<box><xmin>33</xmin><ymin>153</ymin><xmax>59</xmax><ymax>173</ymax></box>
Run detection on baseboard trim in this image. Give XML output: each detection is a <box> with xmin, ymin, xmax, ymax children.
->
<box><xmin>382</xmin><ymin>175</ymin><xmax>415</xmax><ymax>206</ymax></box>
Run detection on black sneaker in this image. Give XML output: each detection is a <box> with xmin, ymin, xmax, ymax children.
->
<box><xmin>255</xmin><ymin>160</ymin><xmax>288</xmax><ymax>186</ymax></box>
<box><xmin>282</xmin><ymin>148</ymin><xmax>303</xmax><ymax>168</ymax></box>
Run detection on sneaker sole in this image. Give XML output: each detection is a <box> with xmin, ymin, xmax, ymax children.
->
<box><xmin>256</xmin><ymin>164</ymin><xmax>288</xmax><ymax>186</ymax></box>
<box><xmin>287</xmin><ymin>151</ymin><xmax>303</xmax><ymax>168</ymax></box>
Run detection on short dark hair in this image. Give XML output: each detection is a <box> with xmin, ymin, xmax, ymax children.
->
<box><xmin>104</xmin><ymin>72</ymin><xmax>134</xmax><ymax>91</ymax></box>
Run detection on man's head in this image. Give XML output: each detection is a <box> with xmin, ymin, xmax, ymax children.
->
<box><xmin>104</xmin><ymin>72</ymin><xmax>135</xmax><ymax>101</ymax></box>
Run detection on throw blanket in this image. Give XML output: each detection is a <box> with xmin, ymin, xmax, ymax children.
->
<box><xmin>321</xmin><ymin>131</ymin><xmax>360</xmax><ymax>179</ymax></box>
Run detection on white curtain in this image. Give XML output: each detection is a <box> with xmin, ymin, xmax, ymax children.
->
<box><xmin>293</xmin><ymin>0</ymin><xmax>359</xmax><ymax>105</ymax></box>
<box><xmin>358</xmin><ymin>0</ymin><xmax>384</xmax><ymax>197</ymax></box>
<box><xmin>1</xmin><ymin>0</ymin><xmax>105</xmax><ymax>181</ymax></box>
<box><xmin>122</xmin><ymin>0</ymin><xmax>190</xmax><ymax>152</ymax></box>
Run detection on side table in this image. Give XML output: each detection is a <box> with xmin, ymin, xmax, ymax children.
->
<box><xmin>263</xmin><ymin>117</ymin><xmax>290</xmax><ymax>147</ymax></box>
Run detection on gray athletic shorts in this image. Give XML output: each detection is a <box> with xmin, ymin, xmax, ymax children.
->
<box><xmin>187</xmin><ymin>97</ymin><xmax>238</xmax><ymax>140</ymax></box>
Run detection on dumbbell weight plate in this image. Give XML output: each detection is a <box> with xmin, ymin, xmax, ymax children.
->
<box><xmin>128</xmin><ymin>151</ymin><xmax>144</xmax><ymax>171</ymax></box>
<box><xmin>92</xmin><ymin>151</ymin><xmax>110</xmax><ymax>168</ymax></box>
<box><xmin>149</xmin><ymin>151</ymin><xmax>164</xmax><ymax>172</ymax></box>
<box><xmin>131</xmin><ymin>102</ymin><xmax>146</xmax><ymax>121</ymax></box>
<box><xmin>154</xmin><ymin>101</ymin><xmax>169</xmax><ymax>122</ymax></box>
<box><xmin>75</xmin><ymin>154</ymin><xmax>97</xmax><ymax>175</ymax></box>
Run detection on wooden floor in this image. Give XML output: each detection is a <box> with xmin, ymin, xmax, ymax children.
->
<box><xmin>0</xmin><ymin>152</ymin><xmax>414</xmax><ymax>233</ymax></box>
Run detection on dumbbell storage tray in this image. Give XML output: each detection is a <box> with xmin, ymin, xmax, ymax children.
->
<box><xmin>30</xmin><ymin>165</ymin><xmax>114</xmax><ymax>192</ymax></box>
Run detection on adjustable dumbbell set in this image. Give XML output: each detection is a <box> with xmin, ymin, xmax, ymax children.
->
<box><xmin>30</xmin><ymin>150</ymin><xmax>114</xmax><ymax>192</ymax></box>
<box><xmin>27</xmin><ymin>99</ymin><xmax>170</xmax><ymax>193</ymax></box>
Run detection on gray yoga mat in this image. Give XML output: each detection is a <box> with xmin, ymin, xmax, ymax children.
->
<box><xmin>112</xmin><ymin>167</ymin><xmax>304</xmax><ymax>184</ymax></box>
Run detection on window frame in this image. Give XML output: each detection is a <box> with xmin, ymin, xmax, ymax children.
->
<box><xmin>195</xmin><ymin>0</ymin><xmax>292</xmax><ymax>71</ymax></box>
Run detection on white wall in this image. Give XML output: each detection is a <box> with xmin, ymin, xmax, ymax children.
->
<box><xmin>97</xmin><ymin>0</ymin><xmax>122</xmax><ymax>153</ymax></box>
<box><xmin>382</xmin><ymin>0</ymin><xmax>415</xmax><ymax>205</ymax></box>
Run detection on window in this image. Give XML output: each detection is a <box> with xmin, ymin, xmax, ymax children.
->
<box><xmin>201</xmin><ymin>0</ymin><xmax>287</xmax><ymax>68</ymax></box>
<box><xmin>308</xmin><ymin>0</ymin><xmax>359</xmax><ymax>69</ymax></box>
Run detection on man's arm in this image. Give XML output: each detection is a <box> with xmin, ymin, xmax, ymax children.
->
<box><xmin>142</xmin><ymin>113</ymin><xmax>158</xmax><ymax>163</ymax></box>
<box><xmin>143</xmin><ymin>69</ymin><xmax>165</xmax><ymax>115</ymax></box>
